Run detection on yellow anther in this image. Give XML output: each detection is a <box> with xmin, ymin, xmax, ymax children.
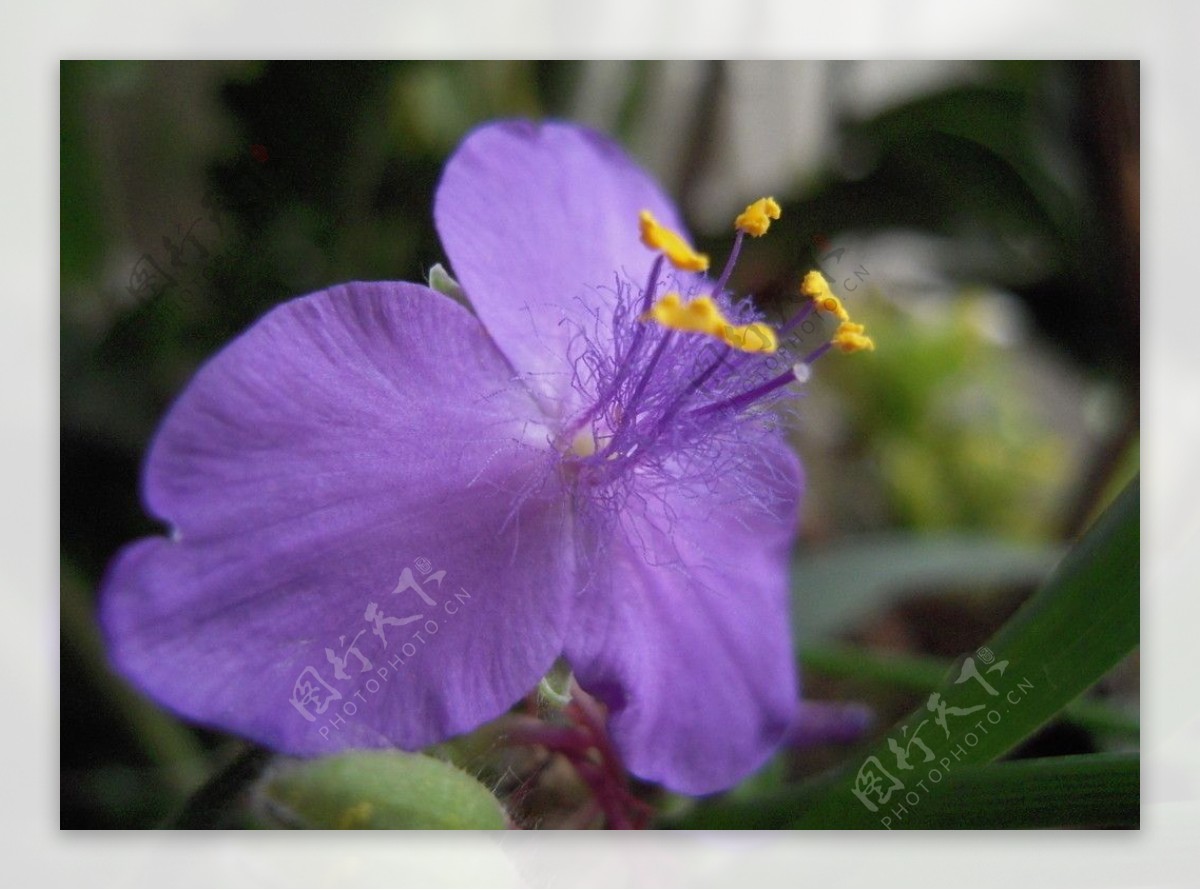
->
<box><xmin>800</xmin><ymin>271</ymin><xmax>875</xmax><ymax>353</ymax></box>
<box><xmin>722</xmin><ymin>322</ymin><xmax>778</xmax><ymax>354</ymax></box>
<box><xmin>639</xmin><ymin>210</ymin><xmax>710</xmax><ymax>272</ymax></box>
<box><xmin>801</xmin><ymin>270</ymin><xmax>849</xmax><ymax>321</ymax></box>
<box><xmin>734</xmin><ymin>197</ymin><xmax>782</xmax><ymax>237</ymax></box>
<box><xmin>832</xmin><ymin>321</ymin><xmax>875</xmax><ymax>354</ymax></box>
<box><xmin>641</xmin><ymin>293</ymin><xmax>778</xmax><ymax>354</ymax></box>
<box><xmin>641</xmin><ymin>292</ymin><xmax>715</xmax><ymax>331</ymax></box>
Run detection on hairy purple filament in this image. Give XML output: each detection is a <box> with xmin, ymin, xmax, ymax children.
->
<box><xmin>561</xmin><ymin>238</ymin><xmax>828</xmax><ymax>492</ymax></box>
<box><xmin>560</xmin><ymin>255</ymin><xmax>665</xmax><ymax>448</ymax></box>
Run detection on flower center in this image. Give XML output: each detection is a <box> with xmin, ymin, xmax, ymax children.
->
<box><xmin>561</xmin><ymin>197</ymin><xmax>874</xmax><ymax>486</ymax></box>
<box><xmin>568</xmin><ymin>426</ymin><xmax>598</xmax><ymax>458</ymax></box>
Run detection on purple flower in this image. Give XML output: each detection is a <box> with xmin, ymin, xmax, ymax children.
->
<box><xmin>100</xmin><ymin>120</ymin><xmax>872</xmax><ymax>795</ymax></box>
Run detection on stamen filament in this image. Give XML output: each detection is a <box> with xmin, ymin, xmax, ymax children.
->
<box><xmin>614</xmin><ymin>254</ymin><xmax>665</xmax><ymax>382</ymax></box>
<box><xmin>561</xmin><ymin>255</ymin><xmax>665</xmax><ymax>447</ymax></box>
<box><xmin>640</xmin><ymin>255</ymin><xmax>666</xmax><ymax>314</ymax></box>
<box><xmin>599</xmin><ymin>330</ymin><xmax>674</xmax><ymax>459</ymax></box>
<box><xmin>567</xmin><ymin>210</ymin><xmax>876</xmax><ymax>476</ymax></box>
<box><xmin>712</xmin><ymin>229</ymin><xmax>745</xmax><ymax>298</ymax></box>
<box><xmin>802</xmin><ymin>341</ymin><xmax>832</xmax><ymax>365</ymax></box>
<box><xmin>650</xmin><ymin>346</ymin><xmax>730</xmax><ymax>434</ymax></box>
<box><xmin>626</xmin><ymin>331</ymin><xmax>673</xmax><ymax>419</ymax></box>
<box><xmin>780</xmin><ymin>300</ymin><xmax>815</xmax><ymax>335</ymax></box>
<box><xmin>691</xmin><ymin>365</ymin><xmax>799</xmax><ymax>418</ymax></box>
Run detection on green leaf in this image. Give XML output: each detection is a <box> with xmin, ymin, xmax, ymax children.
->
<box><xmin>663</xmin><ymin>754</ymin><xmax>1137</xmax><ymax>830</ymax></box>
<box><xmin>261</xmin><ymin>750</ymin><xmax>508</xmax><ymax>829</ymax></box>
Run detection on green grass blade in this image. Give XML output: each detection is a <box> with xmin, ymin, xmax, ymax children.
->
<box><xmin>664</xmin><ymin>754</ymin><xmax>1138</xmax><ymax>829</ymax></box>
<box><xmin>801</xmin><ymin>643</ymin><xmax>1139</xmax><ymax>737</ymax></box>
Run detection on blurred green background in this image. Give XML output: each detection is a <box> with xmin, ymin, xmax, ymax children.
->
<box><xmin>60</xmin><ymin>60</ymin><xmax>1139</xmax><ymax>828</ymax></box>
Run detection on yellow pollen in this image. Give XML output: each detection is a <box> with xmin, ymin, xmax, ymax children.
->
<box><xmin>801</xmin><ymin>270</ymin><xmax>849</xmax><ymax>321</ymax></box>
<box><xmin>639</xmin><ymin>210</ymin><xmax>710</xmax><ymax>272</ymax></box>
<box><xmin>641</xmin><ymin>292</ymin><xmax>778</xmax><ymax>354</ymax></box>
<box><xmin>734</xmin><ymin>197</ymin><xmax>782</xmax><ymax>237</ymax></box>
<box><xmin>801</xmin><ymin>270</ymin><xmax>875</xmax><ymax>354</ymax></box>
<box><xmin>832</xmin><ymin>321</ymin><xmax>876</xmax><ymax>353</ymax></box>
<box><xmin>722</xmin><ymin>322</ymin><xmax>778</xmax><ymax>354</ymax></box>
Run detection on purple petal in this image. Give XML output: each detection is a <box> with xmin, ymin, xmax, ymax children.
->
<box><xmin>565</xmin><ymin>438</ymin><xmax>803</xmax><ymax>795</ymax></box>
<box><xmin>434</xmin><ymin>120</ymin><xmax>689</xmax><ymax>405</ymax></box>
<box><xmin>101</xmin><ymin>282</ymin><xmax>575</xmax><ymax>753</ymax></box>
